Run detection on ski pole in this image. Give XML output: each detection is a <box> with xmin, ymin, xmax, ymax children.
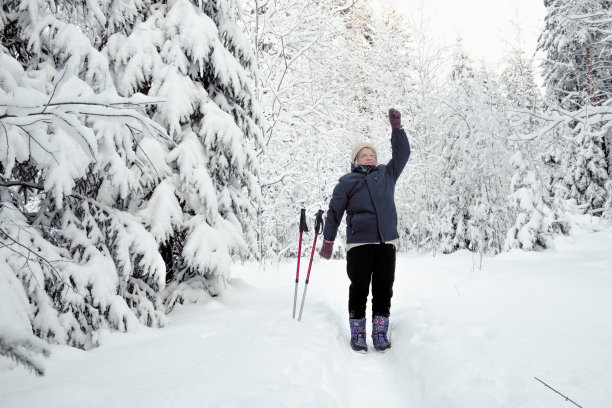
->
<box><xmin>293</xmin><ymin>209</ymin><xmax>309</xmax><ymax>318</ymax></box>
<box><xmin>298</xmin><ymin>209</ymin><xmax>324</xmax><ymax>321</ymax></box>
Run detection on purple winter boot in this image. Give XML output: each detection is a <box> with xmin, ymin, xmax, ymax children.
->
<box><xmin>372</xmin><ymin>315</ymin><xmax>391</xmax><ymax>352</ymax></box>
<box><xmin>349</xmin><ymin>318</ymin><xmax>368</xmax><ymax>353</ymax></box>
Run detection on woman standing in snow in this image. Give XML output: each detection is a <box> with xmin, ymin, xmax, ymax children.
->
<box><xmin>319</xmin><ymin>108</ymin><xmax>410</xmax><ymax>353</ymax></box>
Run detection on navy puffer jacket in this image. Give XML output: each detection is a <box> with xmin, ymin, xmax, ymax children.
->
<box><xmin>323</xmin><ymin>129</ymin><xmax>410</xmax><ymax>244</ymax></box>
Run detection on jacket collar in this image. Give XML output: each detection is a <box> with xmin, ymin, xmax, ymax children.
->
<box><xmin>351</xmin><ymin>164</ymin><xmax>379</xmax><ymax>174</ymax></box>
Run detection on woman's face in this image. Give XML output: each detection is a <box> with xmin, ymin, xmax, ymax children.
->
<box><xmin>356</xmin><ymin>148</ymin><xmax>376</xmax><ymax>165</ymax></box>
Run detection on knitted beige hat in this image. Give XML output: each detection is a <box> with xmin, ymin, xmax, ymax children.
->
<box><xmin>351</xmin><ymin>142</ymin><xmax>377</xmax><ymax>163</ymax></box>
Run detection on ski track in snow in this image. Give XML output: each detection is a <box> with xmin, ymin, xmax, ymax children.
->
<box><xmin>1</xmin><ymin>217</ymin><xmax>611</xmax><ymax>408</ymax></box>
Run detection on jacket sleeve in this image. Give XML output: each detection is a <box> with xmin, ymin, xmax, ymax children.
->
<box><xmin>323</xmin><ymin>180</ymin><xmax>349</xmax><ymax>242</ymax></box>
<box><xmin>386</xmin><ymin>128</ymin><xmax>411</xmax><ymax>179</ymax></box>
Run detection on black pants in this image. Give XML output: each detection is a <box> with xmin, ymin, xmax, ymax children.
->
<box><xmin>346</xmin><ymin>243</ymin><xmax>396</xmax><ymax>319</ymax></box>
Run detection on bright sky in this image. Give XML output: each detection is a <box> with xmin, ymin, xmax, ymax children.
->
<box><xmin>389</xmin><ymin>0</ymin><xmax>547</xmax><ymax>66</ymax></box>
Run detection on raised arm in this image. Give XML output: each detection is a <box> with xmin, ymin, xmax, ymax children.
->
<box><xmin>386</xmin><ymin>108</ymin><xmax>411</xmax><ymax>179</ymax></box>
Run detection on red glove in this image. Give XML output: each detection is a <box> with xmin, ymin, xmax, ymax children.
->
<box><xmin>319</xmin><ymin>240</ymin><xmax>334</xmax><ymax>260</ymax></box>
<box><xmin>389</xmin><ymin>108</ymin><xmax>402</xmax><ymax>129</ymax></box>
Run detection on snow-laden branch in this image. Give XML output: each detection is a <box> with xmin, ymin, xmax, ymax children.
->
<box><xmin>0</xmin><ymin>222</ymin><xmax>79</xmax><ymax>298</ymax></box>
<box><xmin>0</xmin><ymin>181</ymin><xmax>44</xmax><ymax>190</ymax></box>
<box><xmin>567</xmin><ymin>11</ymin><xmax>612</xmax><ymax>27</ymax></box>
<box><xmin>0</xmin><ymin>93</ymin><xmax>169</xmax><ymax>141</ymax></box>
<box><xmin>0</xmin><ymin>336</ymin><xmax>50</xmax><ymax>377</ymax></box>
<box><xmin>506</xmin><ymin>99</ymin><xmax>612</xmax><ymax>141</ymax></box>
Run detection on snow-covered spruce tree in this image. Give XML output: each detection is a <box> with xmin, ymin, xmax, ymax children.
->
<box><xmin>534</xmin><ymin>105</ymin><xmax>612</xmax><ymax>219</ymax></box>
<box><xmin>500</xmin><ymin>51</ymin><xmax>540</xmax><ymax>128</ymax></box>
<box><xmin>505</xmin><ymin>150</ymin><xmax>554</xmax><ymax>250</ymax></box>
<box><xmin>104</xmin><ymin>0</ymin><xmax>264</xmax><ymax>305</ymax></box>
<box><xmin>1</xmin><ymin>1</ymin><xmax>170</xmax><ymax>350</ymax></box>
<box><xmin>500</xmin><ymin>45</ymin><xmax>568</xmax><ymax>246</ymax></box>
<box><xmin>538</xmin><ymin>0</ymin><xmax>611</xmax><ymax>215</ymax></box>
<box><xmin>568</xmin><ymin>118</ymin><xmax>609</xmax><ymax>211</ymax></box>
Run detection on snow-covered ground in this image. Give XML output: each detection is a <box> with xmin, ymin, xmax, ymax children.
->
<box><xmin>1</xmin><ymin>215</ymin><xmax>611</xmax><ymax>408</ymax></box>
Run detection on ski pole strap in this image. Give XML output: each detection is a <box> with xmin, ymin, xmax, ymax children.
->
<box><xmin>314</xmin><ymin>209</ymin><xmax>324</xmax><ymax>235</ymax></box>
<box><xmin>300</xmin><ymin>208</ymin><xmax>309</xmax><ymax>233</ymax></box>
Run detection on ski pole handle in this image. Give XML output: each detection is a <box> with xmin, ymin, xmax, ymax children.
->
<box><xmin>300</xmin><ymin>208</ymin><xmax>309</xmax><ymax>233</ymax></box>
<box><xmin>314</xmin><ymin>210</ymin><xmax>324</xmax><ymax>235</ymax></box>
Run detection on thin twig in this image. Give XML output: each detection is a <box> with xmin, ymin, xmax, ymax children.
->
<box><xmin>42</xmin><ymin>67</ymin><xmax>67</xmax><ymax>114</ymax></box>
<box><xmin>13</xmin><ymin>124</ymin><xmax>61</xmax><ymax>165</ymax></box>
<box><xmin>126</xmin><ymin>124</ymin><xmax>162</xmax><ymax>181</ymax></box>
<box><xmin>331</xmin><ymin>0</ymin><xmax>358</xmax><ymax>13</ymax></box>
<box><xmin>534</xmin><ymin>377</ymin><xmax>583</xmax><ymax>408</ymax></box>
